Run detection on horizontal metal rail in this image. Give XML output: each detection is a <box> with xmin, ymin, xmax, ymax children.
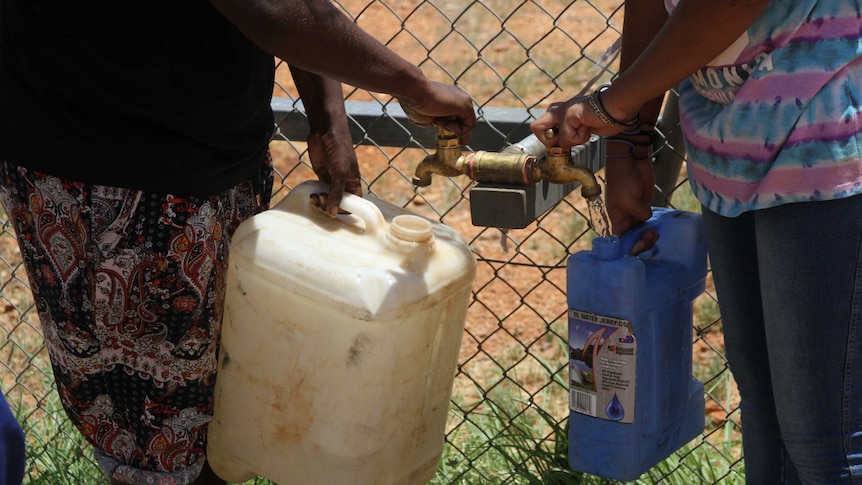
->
<box><xmin>271</xmin><ymin>98</ymin><xmax>537</xmax><ymax>152</ymax></box>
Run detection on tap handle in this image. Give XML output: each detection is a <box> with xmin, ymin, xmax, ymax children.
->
<box><xmin>434</xmin><ymin>123</ymin><xmax>462</xmax><ymax>150</ymax></box>
<box><xmin>435</xmin><ymin>124</ymin><xmax>457</xmax><ymax>138</ymax></box>
<box><xmin>543</xmin><ymin>126</ymin><xmax>568</xmax><ymax>161</ymax></box>
<box><xmin>546</xmin><ymin>148</ymin><xmax>569</xmax><ymax>164</ymax></box>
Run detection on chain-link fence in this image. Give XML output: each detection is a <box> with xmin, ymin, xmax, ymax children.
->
<box><xmin>0</xmin><ymin>0</ymin><xmax>744</xmax><ymax>483</ymax></box>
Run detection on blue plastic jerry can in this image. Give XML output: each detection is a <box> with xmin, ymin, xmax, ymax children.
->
<box><xmin>566</xmin><ymin>208</ymin><xmax>707</xmax><ymax>481</ymax></box>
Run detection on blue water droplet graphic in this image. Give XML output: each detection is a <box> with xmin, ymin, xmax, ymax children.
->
<box><xmin>606</xmin><ymin>393</ymin><xmax>625</xmax><ymax>421</ymax></box>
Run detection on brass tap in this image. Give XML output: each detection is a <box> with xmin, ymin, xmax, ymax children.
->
<box><xmin>542</xmin><ymin>147</ymin><xmax>602</xmax><ymax>199</ymax></box>
<box><xmin>412</xmin><ymin>127</ymin><xmax>602</xmax><ymax>200</ymax></box>
<box><xmin>412</xmin><ymin>125</ymin><xmax>464</xmax><ymax>186</ymax></box>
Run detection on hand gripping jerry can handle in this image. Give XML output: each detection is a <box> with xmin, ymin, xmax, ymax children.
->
<box><xmin>280</xmin><ymin>180</ymin><xmax>385</xmax><ymax>235</ymax></box>
<box><xmin>616</xmin><ymin>207</ymin><xmax>672</xmax><ymax>260</ymax></box>
<box><xmin>596</xmin><ymin>207</ymin><xmax>702</xmax><ymax>265</ymax></box>
<box><xmin>232</xmin><ymin>180</ymin><xmax>387</xmax><ymax>243</ymax></box>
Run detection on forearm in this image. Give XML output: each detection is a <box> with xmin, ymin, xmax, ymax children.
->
<box><xmin>210</xmin><ymin>0</ymin><xmax>430</xmax><ymax>104</ymax></box>
<box><xmin>607</xmin><ymin>0</ymin><xmax>771</xmax><ymax>121</ymax></box>
<box><xmin>289</xmin><ymin>66</ymin><xmax>363</xmax><ymax>211</ymax></box>
<box><xmin>618</xmin><ymin>0</ymin><xmax>668</xmax><ymax>126</ymax></box>
<box><xmin>289</xmin><ymin>65</ymin><xmax>347</xmax><ymax>133</ymax></box>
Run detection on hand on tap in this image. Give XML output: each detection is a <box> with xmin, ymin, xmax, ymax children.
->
<box><xmin>530</xmin><ymin>84</ymin><xmax>652</xmax><ymax>238</ymax></box>
<box><xmin>398</xmin><ymin>81</ymin><xmax>477</xmax><ymax>147</ymax></box>
<box><xmin>530</xmin><ymin>85</ymin><xmax>640</xmax><ymax>150</ymax></box>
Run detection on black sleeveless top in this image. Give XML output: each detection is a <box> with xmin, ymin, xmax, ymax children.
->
<box><xmin>0</xmin><ymin>0</ymin><xmax>275</xmax><ymax>196</ymax></box>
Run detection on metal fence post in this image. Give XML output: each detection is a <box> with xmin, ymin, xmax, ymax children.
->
<box><xmin>652</xmin><ymin>90</ymin><xmax>687</xmax><ymax>207</ymax></box>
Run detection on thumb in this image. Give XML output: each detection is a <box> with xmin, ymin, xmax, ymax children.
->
<box><xmin>530</xmin><ymin>112</ymin><xmax>560</xmax><ymax>146</ymax></box>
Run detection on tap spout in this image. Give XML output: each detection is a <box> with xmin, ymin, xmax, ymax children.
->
<box><xmin>412</xmin><ymin>125</ymin><xmax>464</xmax><ymax>187</ymax></box>
<box><xmin>539</xmin><ymin>147</ymin><xmax>602</xmax><ymax>199</ymax></box>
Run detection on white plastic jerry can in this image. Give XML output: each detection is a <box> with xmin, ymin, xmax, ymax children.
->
<box><xmin>207</xmin><ymin>180</ymin><xmax>477</xmax><ymax>485</ymax></box>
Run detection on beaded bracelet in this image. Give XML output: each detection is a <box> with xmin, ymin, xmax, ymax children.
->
<box><xmin>605</xmin><ymin>122</ymin><xmax>654</xmax><ymax>160</ymax></box>
<box><xmin>617</xmin><ymin>122</ymin><xmax>655</xmax><ymax>137</ymax></box>
<box><xmin>604</xmin><ymin>140</ymin><xmax>651</xmax><ymax>160</ymax></box>
<box><xmin>587</xmin><ymin>84</ymin><xmax>639</xmax><ymax>128</ymax></box>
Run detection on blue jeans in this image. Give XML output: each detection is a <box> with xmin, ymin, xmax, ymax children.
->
<box><xmin>702</xmin><ymin>196</ymin><xmax>862</xmax><ymax>484</ymax></box>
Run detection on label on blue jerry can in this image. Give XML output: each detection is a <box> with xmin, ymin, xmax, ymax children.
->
<box><xmin>569</xmin><ymin>309</ymin><xmax>636</xmax><ymax>423</ymax></box>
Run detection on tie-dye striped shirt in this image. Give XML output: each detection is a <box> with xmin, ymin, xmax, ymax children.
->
<box><xmin>666</xmin><ymin>0</ymin><xmax>862</xmax><ymax>217</ymax></box>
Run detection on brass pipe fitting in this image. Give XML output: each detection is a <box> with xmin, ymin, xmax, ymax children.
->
<box><xmin>412</xmin><ymin>127</ymin><xmax>602</xmax><ymax>200</ymax></box>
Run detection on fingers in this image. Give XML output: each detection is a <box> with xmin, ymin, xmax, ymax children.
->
<box><xmin>402</xmin><ymin>82</ymin><xmax>476</xmax><ymax>146</ymax></box>
<box><xmin>408</xmin><ymin>113</ymin><xmax>475</xmax><ymax>147</ymax></box>
<box><xmin>324</xmin><ymin>183</ymin><xmax>345</xmax><ymax>217</ymax></box>
<box><xmin>609</xmin><ymin>198</ymin><xmax>653</xmax><ymax>235</ymax></box>
<box><xmin>306</xmin><ymin>131</ymin><xmax>363</xmax><ymax>217</ymax></box>
<box><xmin>531</xmin><ymin>102</ymin><xmax>594</xmax><ymax>149</ymax></box>
<box><xmin>324</xmin><ymin>175</ymin><xmax>362</xmax><ymax>216</ymax></box>
<box><xmin>435</xmin><ymin>116</ymin><xmax>475</xmax><ymax>146</ymax></box>
<box><xmin>560</xmin><ymin>124</ymin><xmax>591</xmax><ymax>148</ymax></box>
<box><xmin>606</xmin><ymin>185</ymin><xmax>652</xmax><ymax>236</ymax></box>
<box><xmin>536</xmin><ymin>92</ymin><xmax>643</xmax><ymax>151</ymax></box>
<box><xmin>609</xmin><ymin>214</ymin><xmax>638</xmax><ymax>237</ymax></box>
<box><xmin>629</xmin><ymin>229</ymin><xmax>659</xmax><ymax>256</ymax></box>
<box><xmin>307</xmin><ymin>132</ymin><xmax>331</xmax><ymax>183</ymax></box>
<box><xmin>530</xmin><ymin>108</ymin><xmax>561</xmax><ymax>147</ymax></box>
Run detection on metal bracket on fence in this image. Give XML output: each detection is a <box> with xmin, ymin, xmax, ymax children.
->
<box><xmin>651</xmin><ymin>91</ymin><xmax>686</xmax><ymax>208</ymax></box>
<box><xmin>468</xmin><ymin>138</ymin><xmax>605</xmax><ymax>229</ymax></box>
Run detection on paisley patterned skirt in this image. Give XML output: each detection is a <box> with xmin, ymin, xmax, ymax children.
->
<box><xmin>0</xmin><ymin>158</ymin><xmax>272</xmax><ymax>485</ymax></box>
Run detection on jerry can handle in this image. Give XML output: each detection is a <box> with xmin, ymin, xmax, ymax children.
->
<box><xmin>614</xmin><ymin>207</ymin><xmax>706</xmax><ymax>267</ymax></box>
<box><xmin>273</xmin><ymin>180</ymin><xmax>386</xmax><ymax>238</ymax></box>
<box><xmin>337</xmin><ymin>191</ymin><xmax>386</xmax><ymax>238</ymax></box>
<box><xmin>615</xmin><ymin>207</ymin><xmax>674</xmax><ymax>260</ymax></box>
